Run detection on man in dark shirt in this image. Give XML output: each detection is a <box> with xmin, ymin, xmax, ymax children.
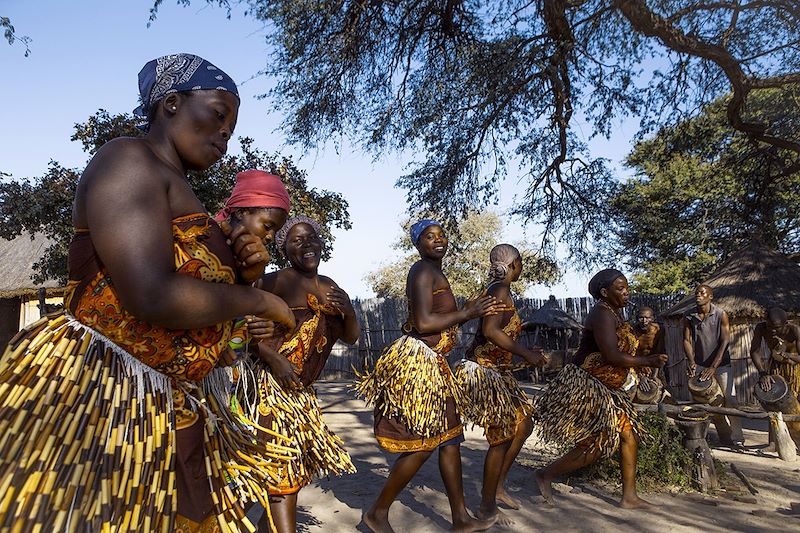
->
<box><xmin>683</xmin><ymin>284</ymin><xmax>743</xmax><ymax>446</ymax></box>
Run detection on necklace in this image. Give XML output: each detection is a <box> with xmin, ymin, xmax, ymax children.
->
<box><xmin>598</xmin><ymin>300</ymin><xmax>624</xmax><ymax>325</ymax></box>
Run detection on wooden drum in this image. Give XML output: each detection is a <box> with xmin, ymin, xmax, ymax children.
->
<box><xmin>755</xmin><ymin>375</ymin><xmax>800</xmax><ymax>414</ymax></box>
<box><xmin>688</xmin><ymin>373</ymin><xmax>724</xmax><ymax>406</ymax></box>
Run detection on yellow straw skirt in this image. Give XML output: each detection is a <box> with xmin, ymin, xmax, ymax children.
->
<box><xmin>534</xmin><ymin>364</ymin><xmax>643</xmax><ymax>457</ymax></box>
<box><xmin>234</xmin><ymin>360</ymin><xmax>355</xmax><ymax>495</ymax></box>
<box><xmin>354</xmin><ymin>335</ymin><xmax>464</xmax><ymax>442</ymax></box>
<box><xmin>453</xmin><ymin>359</ymin><xmax>532</xmax><ymax>445</ymax></box>
<box><xmin>0</xmin><ymin>313</ymin><xmax>297</xmax><ymax>532</ymax></box>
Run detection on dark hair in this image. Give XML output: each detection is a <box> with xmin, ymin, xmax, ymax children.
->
<box><xmin>767</xmin><ymin>307</ymin><xmax>788</xmax><ymax>324</ymax></box>
<box><xmin>695</xmin><ymin>284</ymin><xmax>713</xmax><ymax>297</ymax></box>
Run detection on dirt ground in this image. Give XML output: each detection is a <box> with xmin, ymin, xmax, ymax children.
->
<box><xmin>249</xmin><ymin>381</ymin><xmax>800</xmax><ymax>532</ymax></box>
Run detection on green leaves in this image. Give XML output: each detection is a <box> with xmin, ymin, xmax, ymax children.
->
<box><xmin>611</xmin><ymin>89</ymin><xmax>800</xmax><ymax>293</ymax></box>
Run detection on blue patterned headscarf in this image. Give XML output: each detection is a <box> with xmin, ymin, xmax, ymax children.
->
<box><xmin>133</xmin><ymin>53</ymin><xmax>239</xmax><ymax>128</ymax></box>
<box><xmin>410</xmin><ymin>219</ymin><xmax>442</xmax><ymax>244</ymax></box>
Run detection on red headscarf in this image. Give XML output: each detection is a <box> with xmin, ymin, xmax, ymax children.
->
<box><xmin>213</xmin><ymin>169</ymin><xmax>291</xmax><ymax>222</ymax></box>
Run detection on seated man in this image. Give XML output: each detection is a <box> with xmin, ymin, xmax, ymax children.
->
<box><xmin>633</xmin><ymin>307</ymin><xmax>669</xmax><ymax>399</ymax></box>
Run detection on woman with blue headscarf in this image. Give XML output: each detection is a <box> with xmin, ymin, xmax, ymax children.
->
<box><xmin>0</xmin><ymin>54</ymin><xmax>297</xmax><ymax>531</ymax></box>
<box><xmin>356</xmin><ymin>219</ymin><xmax>502</xmax><ymax>533</ymax></box>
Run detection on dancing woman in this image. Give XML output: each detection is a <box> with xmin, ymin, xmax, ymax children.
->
<box><xmin>243</xmin><ymin>216</ymin><xmax>360</xmax><ymax>533</ymax></box>
<box><xmin>0</xmin><ymin>54</ymin><xmax>296</xmax><ymax>531</ymax></box>
<box><xmin>357</xmin><ymin>219</ymin><xmax>501</xmax><ymax>533</ymax></box>
<box><xmin>455</xmin><ymin>244</ymin><xmax>547</xmax><ymax>522</ymax></box>
<box><xmin>534</xmin><ymin>269</ymin><xmax>667</xmax><ymax>508</ymax></box>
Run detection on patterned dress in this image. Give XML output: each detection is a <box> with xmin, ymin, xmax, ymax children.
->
<box><xmin>355</xmin><ymin>287</ymin><xmax>465</xmax><ymax>453</ymax></box>
<box><xmin>0</xmin><ymin>214</ymin><xmax>294</xmax><ymax>532</ymax></box>
<box><xmin>247</xmin><ymin>293</ymin><xmax>355</xmax><ymax>494</ymax></box>
<box><xmin>457</xmin><ymin>304</ymin><xmax>533</xmax><ymax>446</ymax></box>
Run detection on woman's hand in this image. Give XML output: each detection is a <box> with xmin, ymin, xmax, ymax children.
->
<box><xmin>463</xmin><ymin>294</ymin><xmax>501</xmax><ymax>319</ymax></box>
<box><xmin>219</xmin><ymin>219</ymin><xmax>270</xmax><ymax>283</ymax></box>
<box><xmin>525</xmin><ymin>346</ymin><xmax>548</xmax><ymax>367</ymax></box>
<box><xmin>246</xmin><ymin>316</ymin><xmax>277</xmax><ymax>342</ymax></box>
<box><xmin>253</xmin><ymin>292</ymin><xmax>296</xmax><ymax>331</ymax></box>
<box><xmin>327</xmin><ymin>286</ymin><xmax>356</xmax><ymax>318</ymax></box>
<box><xmin>267</xmin><ymin>353</ymin><xmax>303</xmax><ymax>390</ymax></box>
<box><xmin>647</xmin><ymin>353</ymin><xmax>669</xmax><ymax>368</ymax></box>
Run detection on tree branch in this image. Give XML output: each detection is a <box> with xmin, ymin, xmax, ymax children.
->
<box><xmin>614</xmin><ymin>0</ymin><xmax>800</xmax><ymax>154</ymax></box>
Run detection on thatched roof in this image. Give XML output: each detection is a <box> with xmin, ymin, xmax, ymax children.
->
<box><xmin>662</xmin><ymin>241</ymin><xmax>800</xmax><ymax>319</ymax></box>
<box><xmin>0</xmin><ymin>233</ymin><xmax>62</xmax><ymax>298</ymax></box>
<box><xmin>523</xmin><ymin>295</ymin><xmax>582</xmax><ymax>330</ymax></box>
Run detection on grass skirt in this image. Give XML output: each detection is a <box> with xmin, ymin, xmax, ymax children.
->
<box><xmin>234</xmin><ymin>360</ymin><xmax>355</xmax><ymax>495</ymax></box>
<box><xmin>534</xmin><ymin>364</ymin><xmax>643</xmax><ymax>457</ymax></box>
<box><xmin>354</xmin><ymin>335</ymin><xmax>464</xmax><ymax>439</ymax></box>
<box><xmin>453</xmin><ymin>360</ymin><xmax>532</xmax><ymax>444</ymax></box>
<box><xmin>0</xmin><ymin>313</ymin><xmax>297</xmax><ymax>532</ymax></box>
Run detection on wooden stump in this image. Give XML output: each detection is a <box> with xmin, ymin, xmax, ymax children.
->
<box><xmin>769</xmin><ymin>411</ymin><xmax>798</xmax><ymax>461</ymax></box>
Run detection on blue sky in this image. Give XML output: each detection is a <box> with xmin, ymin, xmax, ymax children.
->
<box><xmin>1</xmin><ymin>0</ymin><xmax>640</xmax><ymax>298</ymax></box>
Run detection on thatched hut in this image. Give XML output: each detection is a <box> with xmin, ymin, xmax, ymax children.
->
<box><xmin>521</xmin><ymin>295</ymin><xmax>583</xmax><ymax>368</ymax></box>
<box><xmin>0</xmin><ymin>233</ymin><xmax>63</xmax><ymax>346</ymax></box>
<box><xmin>661</xmin><ymin>241</ymin><xmax>800</xmax><ymax>404</ymax></box>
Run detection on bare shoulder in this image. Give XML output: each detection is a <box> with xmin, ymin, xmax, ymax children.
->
<box><xmin>487</xmin><ymin>282</ymin><xmax>511</xmax><ymax>301</ymax></box>
<box><xmin>586</xmin><ymin>303</ymin><xmax>614</xmax><ymax>329</ymax></box>
<box><xmin>318</xmin><ymin>274</ymin><xmax>338</xmax><ymax>288</ymax></box>
<box><xmin>258</xmin><ymin>270</ymin><xmax>282</xmax><ymax>294</ymax></box>
<box><xmin>83</xmin><ymin>138</ymin><xmax>162</xmax><ymax>181</ymax></box>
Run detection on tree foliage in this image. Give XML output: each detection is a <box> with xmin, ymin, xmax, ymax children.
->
<box><xmin>610</xmin><ymin>88</ymin><xmax>800</xmax><ymax>293</ymax></box>
<box><xmin>155</xmin><ymin>0</ymin><xmax>800</xmax><ymax>263</ymax></box>
<box><xmin>2</xmin><ymin>16</ymin><xmax>31</xmax><ymax>56</ymax></box>
<box><xmin>0</xmin><ymin>110</ymin><xmax>351</xmax><ymax>284</ymax></box>
<box><xmin>365</xmin><ymin>210</ymin><xmax>560</xmax><ymax>298</ymax></box>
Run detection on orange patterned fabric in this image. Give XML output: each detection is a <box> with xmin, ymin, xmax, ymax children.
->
<box><xmin>471</xmin><ymin>307</ymin><xmax>521</xmax><ymax>368</ymax></box>
<box><xmin>262</xmin><ymin>293</ymin><xmax>345</xmax><ymax>387</ymax></box>
<box><xmin>580</xmin><ymin>322</ymin><xmax>638</xmax><ymax>390</ymax></box>
<box><xmin>486</xmin><ymin>405</ymin><xmax>529</xmax><ymax>446</ymax></box>
<box><xmin>64</xmin><ymin>213</ymin><xmax>237</xmax><ymax>382</ymax></box>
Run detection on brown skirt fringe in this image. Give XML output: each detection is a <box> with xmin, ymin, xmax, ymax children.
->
<box><xmin>533</xmin><ymin>364</ymin><xmax>644</xmax><ymax>457</ymax></box>
<box><xmin>453</xmin><ymin>359</ymin><xmax>532</xmax><ymax>445</ymax></box>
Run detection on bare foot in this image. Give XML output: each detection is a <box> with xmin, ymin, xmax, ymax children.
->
<box><xmin>363</xmin><ymin>509</ymin><xmax>395</xmax><ymax>533</ymax></box>
<box><xmin>451</xmin><ymin>512</ymin><xmax>497</xmax><ymax>532</ymax></box>
<box><xmin>477</xmin><ymin>507</ymin><xmax>513</xmax><ymax>526</ymax></box>
<box><xmin>496</xmin><ymin>487</ymin><xmax>521</xmax><ymax>509</ymax></box>
<box><xmin>533</xmin><ymin>469</ymin><xmax>556</xmax><ymax>506</ymax></box>
<box><xmin>619</xmin><ymin>495</ymin><xmax>653</xmax><ymax>509</ymax></box>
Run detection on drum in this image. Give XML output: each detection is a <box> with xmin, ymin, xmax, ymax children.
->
<box><xmin>635</xmin><ymin>377</ymin><xmax>662</xmax><ymax>404</ymax></box>
<box><xmin>688</xmin><ymin>372</ymin><xmax>724</xmax><ymax>406</ymax></box>
<box><xmin>754</xmin><ymin>375</ymin><xmax>799</xmax><ymax>414</ymax></box>
<box><xmin>755</xmin><ymin>374</ymin><xmax>800</xmax><ymax>445</ymax></box>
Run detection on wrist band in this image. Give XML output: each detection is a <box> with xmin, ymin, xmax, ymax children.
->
<box><xmin>758</xmin><ymin>370</ymin><xmax>768</xmax><ymax>377</ymax></box>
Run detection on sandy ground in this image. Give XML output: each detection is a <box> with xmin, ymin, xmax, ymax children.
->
<box><xmin>250</xmin><ymin>381</ymin><xmax>800</xmax><ymax>532</ymax></box>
